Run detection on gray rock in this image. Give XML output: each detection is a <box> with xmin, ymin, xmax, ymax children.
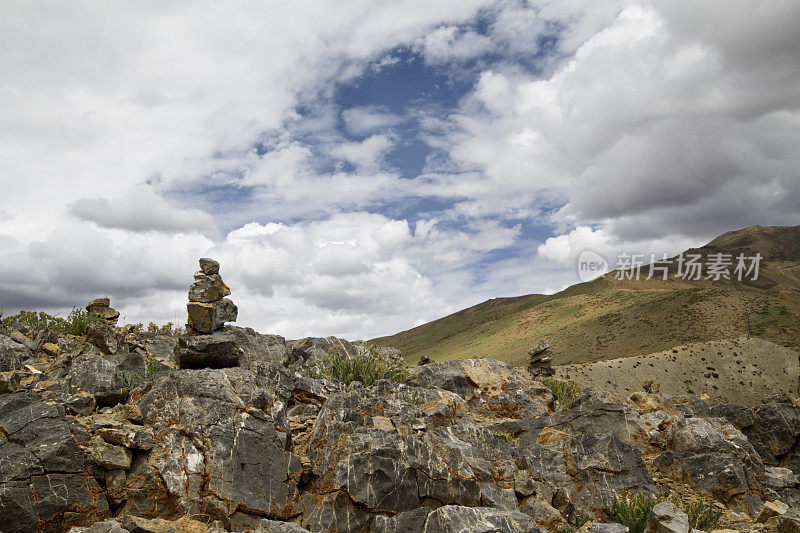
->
<box><xmin>67</xmin><ymin>520</ymin><xmax>130</xmax><ymax>533</ymax></box>
<box><xmin>578</xmin><ymin>523</ymin><xmax>629</xmax><ymax>533</ymax></box>
<box><xmin>0</xmin><ymin>392</ymin><xmax>109</xmax><ymax>532</ymax></box>
<box><xmin>255</xmin><ymin>519</ymin><xmax>312</xmax><ymax>532</ymax></box>
<box><xmin>0</xmin><ymin>370</ymin><xmax>22</xmax><ymax>393</ymax></box>
<box><xmin>654</xmin><ymin>417</ymin><xmax>764</xmax><ymax>513</ymax></box>
<box><xmin>646</xmin><ymin>502</ymin><xmax>689</xmax><ymax>533</ymax></box>
<box><xmin>712</xmin><ymin>400</ymin><xmax>800</xmax><ymax>471</ymax></box>
<box><xmin>767</xmin><ymin>467</ymin><xmax>798</xmax><ymax>491</ymax></box>
<box><xmin>139</xmin><ymin>332</ymin><xmax>178</xmax><ymax>365</ymax></box>
<box><xmin>186</xmin><ymin>298</ymin><xmax>237</xmax><ymax>333</ymax></box>
<box><xmin>411</xmin><ymin>358</ymin><xmax>554</xmax><ymax>420</ymax></box>
<box><xmin>199</xmin><ymin>257</ymin><xmax>220</xmax><ymax>275</ymax></box>
<box><xmin>423</xmin><ymin>505</ymin><xmax>542</xmax><ymax>533</ymax></box>
<box><xmin>528</xmin><ymin>340</ymin><xmax>552</xmax><ymax>357</ymax></box>
<box><xmin>86</xmin><ymin>322</ymin><xmax>126</xmax><ymax>355</ymax></box>
<box><xmin>373</xmin><ymin>508</ymin><xmax>430</xmax><ymax>533</ymax></box>
<box><xmin>131</xmin><ymin>366</ymin><xmax>300</xmax><ymax>529</ymax></box>
<box><xmin>188</xmin><ymin>273</ymin><xmax>231</xmax><ymax>303</ymax></box>
<box><xmin>176</xmin><ymin>326</ymin><xmax>286</xmax><ymax>370</ymax></box>
<box><xmin>565</xmin><ymin>433</ymin><xmax>658</xmax><ymax>511</ymax></box>
<box><xmin>0</xmin><ymin>334</ymin><xmax>32</xmax><ymax>371</ymax></box>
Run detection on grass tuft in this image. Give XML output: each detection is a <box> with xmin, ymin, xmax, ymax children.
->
<box><xmin>605</xmin><ymin>491</ymin><xmax>665</xmax><ymax>533</ymax></box>
<box><xmin>2</xmin><ymin>308</ymin><xmax>104</xmax><ymax>336</ymax></box>
<box><xmin>538</xmin><ymin>377</ymin><xmax>582</xmax><ymax>411</ymax></box>
<box><xmin>307</xmin><ymin>345</ymin><xmax>411</xmax><ymax>387</ymax></box>
<box><xmin>684</xmin><ymin>500</ymin><xmax>722</xmax><ymax>530</ymax></box>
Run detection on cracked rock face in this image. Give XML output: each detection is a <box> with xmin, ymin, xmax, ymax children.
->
<box><xmin>130</xmin><ymin>366</ymin><xmax>301</xmax><ymax>531</ymax></box>
<box><xmin>3</xmin><ymin>309</ymin><xmax>800</xmax><ymax>533</ymax></box>
<box><xmin>0</xmin><ymin>392</ymin><xmax>109</xmax><ymax>533</ymax></box>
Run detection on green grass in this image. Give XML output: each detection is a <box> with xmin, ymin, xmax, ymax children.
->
<box><xmin>2</xmin><ymin>308</ymin><xmax>105</xmax><ymax>336</ymax></box>
<box><xmin>494</xmin><ymin>430</ymin><xmax>520</xmax><ymax>445</ymax></box>
<box><xmin>605</xmin><ymin>492</ymin><xmax>666</xmax><ymax>533</ymax></box>
<box><xmin>684</xmin><ymin>501</ymin><xmax>722</xmax><ymax>530</ymax></box>
<box><xmin>538</xmin><ymin>377</ymin><xmax>582</xmax><ymax>411</ymax></box>
<box><xmin>306</xmin><ymin>345</ymin><xmax>411</xmax><ymax>387</ymax></box>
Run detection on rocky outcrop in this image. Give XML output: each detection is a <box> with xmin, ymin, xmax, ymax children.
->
<box><xmin>175</xmin><ymin>326</ymin><xmax>287</xmax><ymax>370</ymax></box>
<box><xmin>3</xmin><ymin>305</ymin><xmax>800</xmax><ymax>533</ymax></box>
<box><xmin>187</xmin><ymin>258</ymin><xmax>238</xmax><ymax>333</ymax></box>
<box><xmin>0</xmin><ymin>392</ymin><xmax>109</xmax><ymax>532</ymax></box>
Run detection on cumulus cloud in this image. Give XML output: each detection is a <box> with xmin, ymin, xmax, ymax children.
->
<box><xmin>69</xmin><ymin>185</ymin><xmax>215</xmax><ymax>233</ymax></box>
<box><xmin>436</xmin><ymin>0</ymin><xmax>800</xmax><ymax>249</ymax></box>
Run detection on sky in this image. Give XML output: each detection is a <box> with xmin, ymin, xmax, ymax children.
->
<box><xmin>1</xmin><ymin>0</ymin><xmax>799</xmax><ymax>339</ymax></box>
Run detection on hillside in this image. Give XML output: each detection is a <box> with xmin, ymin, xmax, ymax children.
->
<box><xmin>373</xmin><ymin>224</ymin><xmax>800</xmax><ymax>366</ymax></box>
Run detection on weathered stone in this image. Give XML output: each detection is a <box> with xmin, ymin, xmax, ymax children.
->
<box><xmin>87</xmin><ymin>298</ymin><xmax>121</xmax><ymax>325</ymax></box>
<box><xmin>120</xmin><ymin>515</ymin><xmax>177</xmax><ymax>533</ymax></box>
<box><xmin>188</xmin><ymin>274</ymin><xmax>231</xmax><ymax>303</ymax></box>
<box><xmin>199</xmin><ymin>257</ymin><xmax>220</xmax><ymax>275</ymax></box>
<box><xmin>0</xmin><ymin>370</ymin><xmax>23</xmax><ymax>393</ymax></box>
<box><xmin>186</xmin><ymin>298</ymin><xmax>237</xmax><ymax>333</ymax></box>
<box><xmin>528</xmin><ymin>340</ymin><xmax>552</xmax><ymax>357</ymax></box>
<box><xmin>654</xmin><ymin>417</ymin><xmax>765</xmax><ymax>513</ymax></box>
<box><xmin>254</xmin><ymin>519</ymin><xmax>311</xmax><ymax>532</ymax></box>
<box><xmin>757</xmin><ymin>500</ymin><xmax>789</xmax><ymax>523</ymax></box>
<box><xmin>0</xmin><ymin>392</ymin><xmax>109</xmax><ymax>533</ymax></box>
<box><xmin>766</xmin><ymin>467</ymin><xmax>798</xmax><ymax>490</ymax></box>
<box><xmin>86</xmin><ymin>322</ymin><xmax>126</xmax><ymax>355</ymax></box>
<box><xmin>42</xmin><ymin>342</ymin><xmax>59</xmax><ymax>355</ymax></box>
<box><xmin>423</xmin><ymin>505</ymin><xmax>542</xmax><ymax>533</ymax></box>
<box><xmin>712</xmin><ymin>400</ymin><xmax>800</xmax><ymax>470</ymax></box>
<box><xmin>0</xmin><ymin>334</ymin><xmax>32</xmax><ymax>371</ymax></box>
<box><xmin>646</xmin><ymin>502</ymin><xmax>689</xmax><ymax>533</ymax></box>
<box><xmin>88</xmin><ymin>435</ymin><xmax>132</xmax><ymax>469</ymax></box>
<box><xmin>67</xmin><ymin>520</ymin><xmax>130</xmax><ymax>533</ymax></box>
<box><xmin>576</xmin><ymin>523</ymin><xmax>629</xmax><ymax>533</ymax></box>
<box><xmin>373</xmin><ymin>508</ymin><xmax>430</xmax><ymax>533</ymax></box>
<box><xmin>64</xmin><ymin>393</ymin><xmax>97</xmax><ymax>416</ymax></box>
<box><xmin>132</xmin><ymin>367</ymin><xmax>299</xmax><ymax>528</ymax></box>
<box><xmin>411</xmin><ymin>358</ymin><xmax>553</xmax><ymax>421</ymax></box>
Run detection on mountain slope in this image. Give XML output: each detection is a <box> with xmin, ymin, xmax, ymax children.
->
<box><xmin>373</xmin><ymin>225</ymin><xmax>800</xmax><ymax>367</ymax></box>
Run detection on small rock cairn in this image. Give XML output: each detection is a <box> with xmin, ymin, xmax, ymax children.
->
<box><xmin>527</xmin><ymin>339</ymin><xmax>555</xmax><ymax>377</ymax></box>
<box><xmin>86</xmin><ymin>298</ymin><xmax>120</xmax><ymax>325</ymax></box>
<box><xmin>186</xmin><ymin>258</ymin><xmax>238</xmax><ymax>333</ymax></box>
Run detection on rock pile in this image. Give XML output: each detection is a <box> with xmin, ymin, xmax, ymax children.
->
<box><xmin>86</xmin><ymin>297</ymin><xmax>120</xmax><ymax>325</ymax></box>
<box><xmin>186</xmin><ymin>258</ymin><xmax>237</xmax><ymax>333</ymax></box>
<box><xmin>3</xmin><ymin>311</ymin><xmax>800</xmax><ymax>532</ymax></box>
<box><xmin>527</xmin><ymin>339</ymin><xmax>555</xmax><ymax>377</ymax></box>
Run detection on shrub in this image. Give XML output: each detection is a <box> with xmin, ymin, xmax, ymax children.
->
<box><xmin>307</xmin><ymin>345</ymin><xmax>411</xmax><ymax>386</ymax></box>
<box><xmin>684</xmin><ymin>500</ymin><xmax>722</xmax><ymax>530</ymax></box>
<box><xmin>605</xmin><ymin>491</ymin><xmax>665</xmax><ymax>533</ymax></box>
<box><xmin>2</xmin><ymin>308</ymin><xmax>104</xmax><ymax>336</ymax></box>
<box><xmin>539</xmin><ymin>377</ymin><xmax>582</xmax><ymax>411</ymax></box>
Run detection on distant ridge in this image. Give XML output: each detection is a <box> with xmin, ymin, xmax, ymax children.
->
<box><xmin>372</xmin><ymin>224</ymin><xmax>800</xmax><ymax>366</ymax></box>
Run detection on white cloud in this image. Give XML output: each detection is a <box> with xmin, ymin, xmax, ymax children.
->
<box><xmin>329</xmin><ymin>134</ymin><xmax>395</xmax><ymax>173</ymax></box>
<box><xmin>341</xmin><ymin>106</ymin><xmax>404</xmax><ymax>136</ymax></box>
<box><xmin>69</xmin><ymin>184</ymin><xmax>215</xmax><ymax>233</ymax></box>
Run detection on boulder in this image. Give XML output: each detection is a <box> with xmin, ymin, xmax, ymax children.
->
<box><xmin>756</xmin><ymin>500</ymin><xmax>789</xmax><ymax>523</ymax></box>
<box><xmin>0</xmin><ymin>392</ymin><xmax>109</xmax><ymax>532</ymax></box>
<box><xmin>654</xmin><ymin>417</ymin><xmax>765</xmax><ymax>513</ymax></box>
<box><xmin>0</xmin><ymin>334</ymin><xmax>32</xmax><ymax>371</ymax></box>
<box><xmin>186</xmin><ymin>298</ymin><xmax>237</xmax><ymax>333</ymax></box>
<box><xmin>423</xmin><ymin>506</ymin><xmax>541</xmax><ymax>533</ymax></box>
<box><xmin>645</xmin><ymin>502</ymin><xmax>689</xmax><ymax>533</ymax></box>
<box><xmin>86</xmin><ymin>322</ymin><xmax>126</xmax><ymax>355</ymax></box>
<box><xmin>131</xmin><ymin>366</ymin><xmax>301</xmax><ymax>530</ymax></box>
<box><xmin>411</xmin><ymin>358</ymin><xmax>553</xmax><ymax>421</ymax></box>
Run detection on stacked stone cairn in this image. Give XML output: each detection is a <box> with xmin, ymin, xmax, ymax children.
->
<box><xmin>186</xmin><ymin>258</ymin><xmax>238</xmax><ymax>333</ymax></box>
<box><xmin>527</xmin><ymin>339</ymin><xmax>555</xmax><ymax>377</ymax></box>
<box><xmin>86</xmin><ymin>297</ymin><xmax>120</xmax><ymax>325</ymax></box>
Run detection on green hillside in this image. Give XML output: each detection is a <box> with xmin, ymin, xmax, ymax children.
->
<box><xmin>373</xmin><ymin>225</ymin><xmax>800</xmax><ymax>366</ymax></box>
